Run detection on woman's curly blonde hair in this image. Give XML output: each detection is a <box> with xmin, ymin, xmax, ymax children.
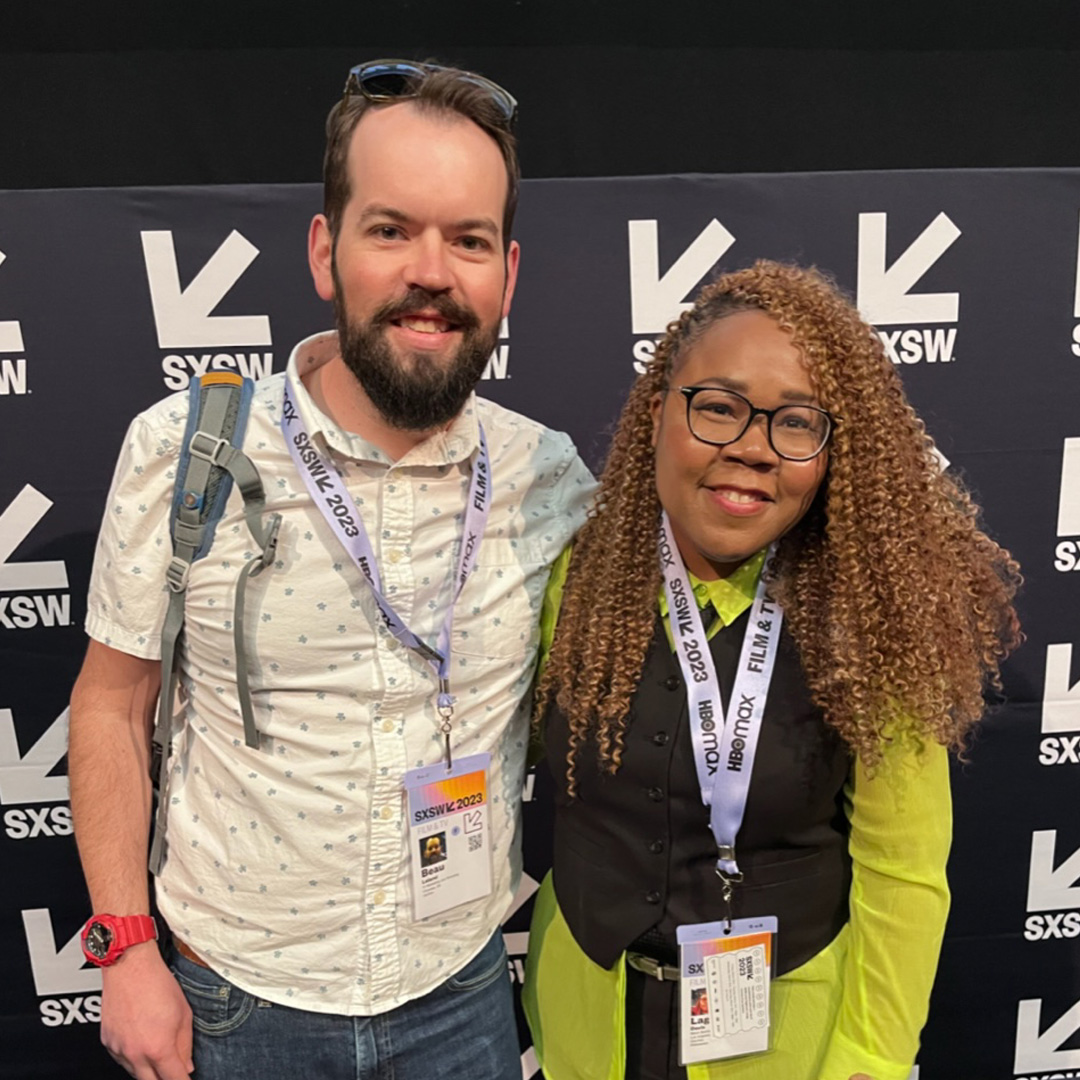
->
<box><xmin>537</xmin><ymin>261</ymin><xmax>1022</xmax><ymax>787</ymax></box>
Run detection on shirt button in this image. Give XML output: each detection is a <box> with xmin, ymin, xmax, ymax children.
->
<box><xmin>649</xmin><ymin>840</ymin><xmax>665</xmax><ymax>854</ymax></box>
<box><xmin>647</xmin><ymin>787</ymin><xmax>664</xmax><ymax>802</ymax></box>
<box><xmin>652</xmin><ymin>732</ymin><xmax>669</xmax><ymax>746</ymax></box>
<box><xmin>664</xmin><ymin>675</ymin><xmax>680</xmax><ymax>691</ymax></box>
<box><xmin>380</xmin><ymin>806</ymin><xmax>393</xmax><ymax>820</ymax></box>
<box><xmin>645</xmin><ymin>890</ymin><xmax>661</xmax><ymax>905</ymax></box>
<box><xmin>388</xmin><ymin>549</ymin><xmax>402</xmax><ymax>564</ymax></box>
<box><xmin>381</xmin><ymin>719</ymin><xmax>395</xmax><ymax>733</ymax></box>
<box><xmin>372</xmin><ymin>890</ymin><xmax>386</xmax><ymax>905</ymax></box>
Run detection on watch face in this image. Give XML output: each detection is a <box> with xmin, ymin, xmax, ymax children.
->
<box><xmin>85</xmin><ymin>922</ymin><xmax>114</xmax><ymax>960</ymax></box>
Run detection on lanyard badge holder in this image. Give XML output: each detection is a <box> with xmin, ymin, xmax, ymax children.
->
<box><xmin>659</xmin><ymin>513</ymin><xmax>784</xmax><ymax>1065</ymax></box>
<box><xmin>283</xmin><ymin>379</ymin><xmax>496</xmax><ymax>918</ymax></box>
<box><xmin>282</xmin><ymin>377</ymin><xmax>490</xmax><ymax>768</ymax></box>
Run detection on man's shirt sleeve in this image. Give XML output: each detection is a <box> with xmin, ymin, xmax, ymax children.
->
<box><xmin>85</xmin><ymin>411</ymin><xmax>181</xmax><ymax>660</ymax></box>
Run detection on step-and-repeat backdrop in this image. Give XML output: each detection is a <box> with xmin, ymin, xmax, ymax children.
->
<box><xmin>1</xmin><ymin>171</ymin><xmax>1078</xmax><ymax>1080</ymax></box>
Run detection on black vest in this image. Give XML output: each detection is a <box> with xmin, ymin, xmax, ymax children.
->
<box><xmin>546</xmin><ymin>609</ymin><xmax>852</xmax><ymax>976</ymax></box>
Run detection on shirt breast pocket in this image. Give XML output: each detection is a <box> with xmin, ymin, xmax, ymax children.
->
<box><xmin>451</xmin><ymin>537</ymin><xmax>546</xmax><ymax>661</ymax></box>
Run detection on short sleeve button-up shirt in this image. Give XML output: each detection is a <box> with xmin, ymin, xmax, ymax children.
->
<box><xmin>85</xmin><ymin>331</ymin><xmax>595</xmax><ymax>1015</ymax></box>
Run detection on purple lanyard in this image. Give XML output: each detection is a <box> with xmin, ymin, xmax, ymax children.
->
<box><xmin>659</xmin><ymin>513</ymin><xmax>783</xmax><ymax>906</ymax></box>
<box><xmin>282</xmin><ymin>376</ymin><xmax>491</xmax><ymax>765</ymax></box>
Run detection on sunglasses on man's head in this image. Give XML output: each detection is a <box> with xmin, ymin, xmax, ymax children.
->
<box><xmin>342</xmin><ymin>59</ymin><xmax>518</xmax><ymax>128</ymax></box>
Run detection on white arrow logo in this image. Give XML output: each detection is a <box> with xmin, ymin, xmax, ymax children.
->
<box><xmin>0</xmin><ymin>485</ymin><xmax>69</xmax><ymax>593</ymax></box>
<box><xmin>629</xmin><ymin>219</ymin><xmax>736</xmax><ymax>335</ymax></box>
<box><xmin>1015</xmin><ymin>998</ymin><xmax>1080</xmax><ymax>1073</ymax></box>
<box><xmin>0</xmin><ymin>707</ymin><xmax>70</xmax><ymax>805</ymax></box>
<box><xmin>0</xmin><ymin>250</ymin><xmax>26</xmax><ymax>354</ymax></box>
<box><xmin>857</xmin><ymin>212</ymin><xmax>961</xmax><ymax>326</ymax></box>
<box><xmin>1028</xmin><ymin>831</ymin><xmax>1080</xmax><ymax>912</ymax></box>
<box><xmin>1074</xmin><ymin>211</ymin><xmax>1080</xmax><ymax>319</ymax></box>
<box><xmin>21</xmin><ymin>909</ymin><xmax>101</xmax><ymax>997</ymax></box>
<box><xmin>1043</xmin><ymin>643</ymin><xmax>1080</xmax><ymax>735</ymax></box>
<box><xmin>142</xmin><ymin>230</ymin><xmax>272</xmax><ymax>349</ymax></box>
<box><xmin>1058</xmin><ymin>438</ymin><xmax>1080</xmax><ymax>537</ymax></box>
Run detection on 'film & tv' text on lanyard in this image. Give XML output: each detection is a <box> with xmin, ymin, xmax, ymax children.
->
<box><xmin>659</xmin><ymin>511</ymin><xmax>783</xmax><ymax>921</ymax></box>
<box><xmin>282</xmin><ymin>376</ymin><xmax>491</xmax><ymax>767</ymax></box>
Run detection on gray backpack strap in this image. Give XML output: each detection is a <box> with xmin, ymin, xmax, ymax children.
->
<box><xmin>149</xmin><ymin>373</ymin><xmax>280</xmax><ymax>875</ymax></box>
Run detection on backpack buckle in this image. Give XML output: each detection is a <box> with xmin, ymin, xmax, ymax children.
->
<box><xmin>166</xmin><ymin>557</ymin><xmax>190</xmax><ymax>593</ymax></box>
<box><xmin>189</xmin><ymin>431</ymin><xmax>232</xmax><ymax>466</ymax></box>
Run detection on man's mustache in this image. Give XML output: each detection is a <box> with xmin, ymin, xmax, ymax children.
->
<box><xmin>370</xmin><ymin>290</ymin><xmax>481</xmax><ymax>332</ymax></box>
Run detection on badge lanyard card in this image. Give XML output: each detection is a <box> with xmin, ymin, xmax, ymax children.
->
<box><xmin>659</xmin><ymin>512</ymin><xmax>784</xmax><ymax>1066</ymax></box>
<box><xmin>282</xmin><ymin>378</ymin><xmax>495</xmax><ymax>918</ymax></box>
<box><xmin>403</xmin><ymin>752</ymin><xmax>493</xmax><ymax>920</ymax></box>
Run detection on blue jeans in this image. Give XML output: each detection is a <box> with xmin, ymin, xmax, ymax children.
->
<box><xmin>168</xmin><ymin>930</ymin><xmax>521</xmax><ymax>1080</ymax></box>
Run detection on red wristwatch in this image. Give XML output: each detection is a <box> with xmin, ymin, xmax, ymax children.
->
<box><xmin>80</xmin><ymin>914</ymin><xmax>158</xmax><ymax>967</ymax></box>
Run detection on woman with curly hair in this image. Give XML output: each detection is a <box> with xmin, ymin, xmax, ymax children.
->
<box><xmin>523</xmin><ymin>261</ymin><xmax>1021</xmax><ymax>1080</ymax></box>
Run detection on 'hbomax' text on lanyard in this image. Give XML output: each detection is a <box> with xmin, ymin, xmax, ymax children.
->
<box><xmin>659</xmin><ymin>512</ymin><xmax>784</xmax><ymax>919</ymax></box>
<box><xmin>282</xmin><ymin>376</ymin><xmax>491</xmax><ymax>767</ymax></box>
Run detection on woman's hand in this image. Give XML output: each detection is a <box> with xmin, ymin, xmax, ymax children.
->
<box><xmin>848</xmin><ymin>1074</ymin><xmax>875</xmax><ymax>1080</ymax></box>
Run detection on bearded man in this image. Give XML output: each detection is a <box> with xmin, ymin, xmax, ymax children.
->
<box><xmin>69</xmin><ymin>61</ymin><xmax>593</xmax><ymax>1080</ymax></box>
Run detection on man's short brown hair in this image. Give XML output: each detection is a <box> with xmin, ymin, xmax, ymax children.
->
<box><xmin>322</xmin><ymin>64</ymin><xmax>520</xmax><ymax>250</ymax></box>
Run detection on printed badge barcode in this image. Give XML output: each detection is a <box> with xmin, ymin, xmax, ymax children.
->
<box><xmin>468</xmin><ymin>834</ymin><xmax>483</xmax><ymax>852</ymax></box>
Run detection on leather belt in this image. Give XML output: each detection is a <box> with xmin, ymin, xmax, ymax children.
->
<box><xmin>626</xmin><ymin>951</ymin><xmax>680</xmax><ymax>982</ymax></box>
<box><xmin>174</xmin><ymin>937</ymin><xmax>210</xmax><ymax>968</ymax></box>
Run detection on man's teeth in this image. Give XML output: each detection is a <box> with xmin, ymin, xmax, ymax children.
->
<box><xmin>399</xmin><ymin>317</ymin><xmax>447</xmax><ymax>333</ymax></box>
<box><xmin>718</xmin><ymin>488</ymin><xmax>762</xmax><ymax>504</ymax></box>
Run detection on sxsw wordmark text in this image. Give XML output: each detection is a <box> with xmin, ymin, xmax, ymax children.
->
<box><xmin>4</xmin><ymin>805</ymin><xmax>72</xmax><ymax>840</ymax></box>
<box><xmin>39</xmin><ymin>995</ymin><xmax>100</xmax><ymax>1027</ymax></box>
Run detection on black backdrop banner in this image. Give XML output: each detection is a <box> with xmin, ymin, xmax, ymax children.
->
<box><xmin>1</xmin><ymin>170</ymin><xmax>1078</xmax><ymax>1080</ymax></box>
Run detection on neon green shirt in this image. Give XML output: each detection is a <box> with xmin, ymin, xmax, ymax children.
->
<box><xmin>528</xmin><ymin>546</ymin><xmax>951</xmax><ymax>1080</ymax></box>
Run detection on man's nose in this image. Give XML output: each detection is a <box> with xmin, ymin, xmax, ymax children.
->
<box><xmin>404</xmin><ymin>233</ymin><xmax>453</xmax><ymax>293</ymax></box>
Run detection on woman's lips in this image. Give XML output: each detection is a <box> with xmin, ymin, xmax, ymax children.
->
<box><xmin>707</xmin><ymin>485</ymin><xmax>772</xmax><ymax>516</ymax></box>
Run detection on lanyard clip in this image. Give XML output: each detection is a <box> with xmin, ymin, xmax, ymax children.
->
<box><xmin>716</xmin><ymin>856</ymin><xmax>743</xmax><ymax>933</ymax></box>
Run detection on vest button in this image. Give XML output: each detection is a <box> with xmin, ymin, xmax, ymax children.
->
<box><xmin>664</xmin><ymin>675</ymin><xmax>680</xmax><ymax>691</ymax></box>
<box><xmin>649</xmin><ymin>839</ymin><xmax>665</xmax><ymax>854</ymax></box>
<box><xmin>645</xmin><ymin>890</ymin><xmax>661</xmax><ymax>904</ymax></box>
<box><xmin>652</xmin><ymin>731</ymin><xmax>669</xmax><ymax>746</ymax></box>
<box><xmin>647</xmin><ymin>787</ymin><xmax>664</xmax><ymax>802</ymax></box>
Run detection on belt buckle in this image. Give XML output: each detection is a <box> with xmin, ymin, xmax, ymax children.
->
<box><xmin>628</xmin><ymin>951</ymin><xmax>670</xmax><ymax>982</ymax></box>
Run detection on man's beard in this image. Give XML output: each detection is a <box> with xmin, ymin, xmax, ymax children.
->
<box><xmin>333</xmin><ymin>281</ymin><xmax>499</xmax><ymax>433</ymax></box>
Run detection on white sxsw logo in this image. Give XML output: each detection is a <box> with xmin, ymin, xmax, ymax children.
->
<box><xmin>1058</xmin><ymin>438</ymin><xmax>1080</xmax><ymax>538</ymax></box>
<box><xmin>142</xmin><ymin>229</ymin><xmax>272</xmax><ymax>349</ymax></box>
<box><xmin>1073</xmin><ymin>211</ymin><xmax>1080</xmax><ymax>357</ymax></box>
<box><xmin>1028</xmin><ymin>831</ymin><xmax>1080</xmax><ymax>912</ymax></box>
<box><xmin>482</xmin><ymin>316</ymin><xmax>510</xmax><ymax>381</ymax></box>
<box><xmin>1015</xmin><ymin>998</ymin><xmax>1080</xmax><ymax>1073</ymax></box>
<box><xmin>0</xmin><ymin>707</ymin><xmax>69</xmax><ymax>805</ymax></box>
<box><xmin>628</xmin><ymin>219</ymin><xmax>735</xmax><ymax>335</ymax></box>
<box><xmin>22</xmin><ymin>909</ymin><xmax>101</xmax><ymax>997</ymax></box>
<box><xmin>1042</xmin><ymin>644</ymin><xmax>1080</xmax><ymax>736</ymax></box>
<box><xmin>857</xmin><ymin>212</ymin><xmax>961</xmax><ymax>326</ymax></box>
<box><xmin>0</xmin><ymin>485</ymin><xmax>68</xmax><ymax>593</ymax></box>
<box><xmin>0</xmin><ymin>249</ymin><xmax>25</xmax><ymax>353</ymax></box>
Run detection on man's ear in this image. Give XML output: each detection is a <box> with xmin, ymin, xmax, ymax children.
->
<box><xmin>501</xmin><ymin>240</ymin><xmax>521</xmax><ymax>319</ymax></box>
<box><xmin>309</xmin><ymin>214</ymin><xmax>335</xmax><ymax>302</ymax></box>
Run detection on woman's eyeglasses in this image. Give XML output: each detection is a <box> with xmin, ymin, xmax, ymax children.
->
<box><xmin>675</xmin><ymin>386</ymin><xmax>835</xmax><ymax>462</ymax></box>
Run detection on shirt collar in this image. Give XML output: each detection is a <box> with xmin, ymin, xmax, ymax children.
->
<box><xmin>658</xmin><ymin>548</ymin><xmax>767</xmax><ymax>628</ymax></box>
<box><xmin>284</xmin><ymin>330</ymin><xmax>482</xmax><ymax>468</ymax></box>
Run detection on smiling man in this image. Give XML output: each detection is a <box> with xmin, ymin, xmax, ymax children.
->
<box><xmin>69</xmin><ymin>61</ymin><xmax>594</xmax><ymax>1080</ymax></box>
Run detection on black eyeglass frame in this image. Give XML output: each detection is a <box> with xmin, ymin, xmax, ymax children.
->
<box><xmin>674</xmin><ymin>385</ymin><xmax>836</xmax><ymax>462</ymax></box>
<box><xmin>342</xmin><ymin>59</ymin><xmax>518</xmax><ymax>128</ymax></box>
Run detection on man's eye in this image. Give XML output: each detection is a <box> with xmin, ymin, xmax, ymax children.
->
<box><xmin>375</xmin><ymin>225</ymin><xmax>403</xmax><ymax>240</ymax></box>
<box><xmin>459</xmin><ymin>236</ymin><xmax>489</xmax><ymax>251</ymax></box>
